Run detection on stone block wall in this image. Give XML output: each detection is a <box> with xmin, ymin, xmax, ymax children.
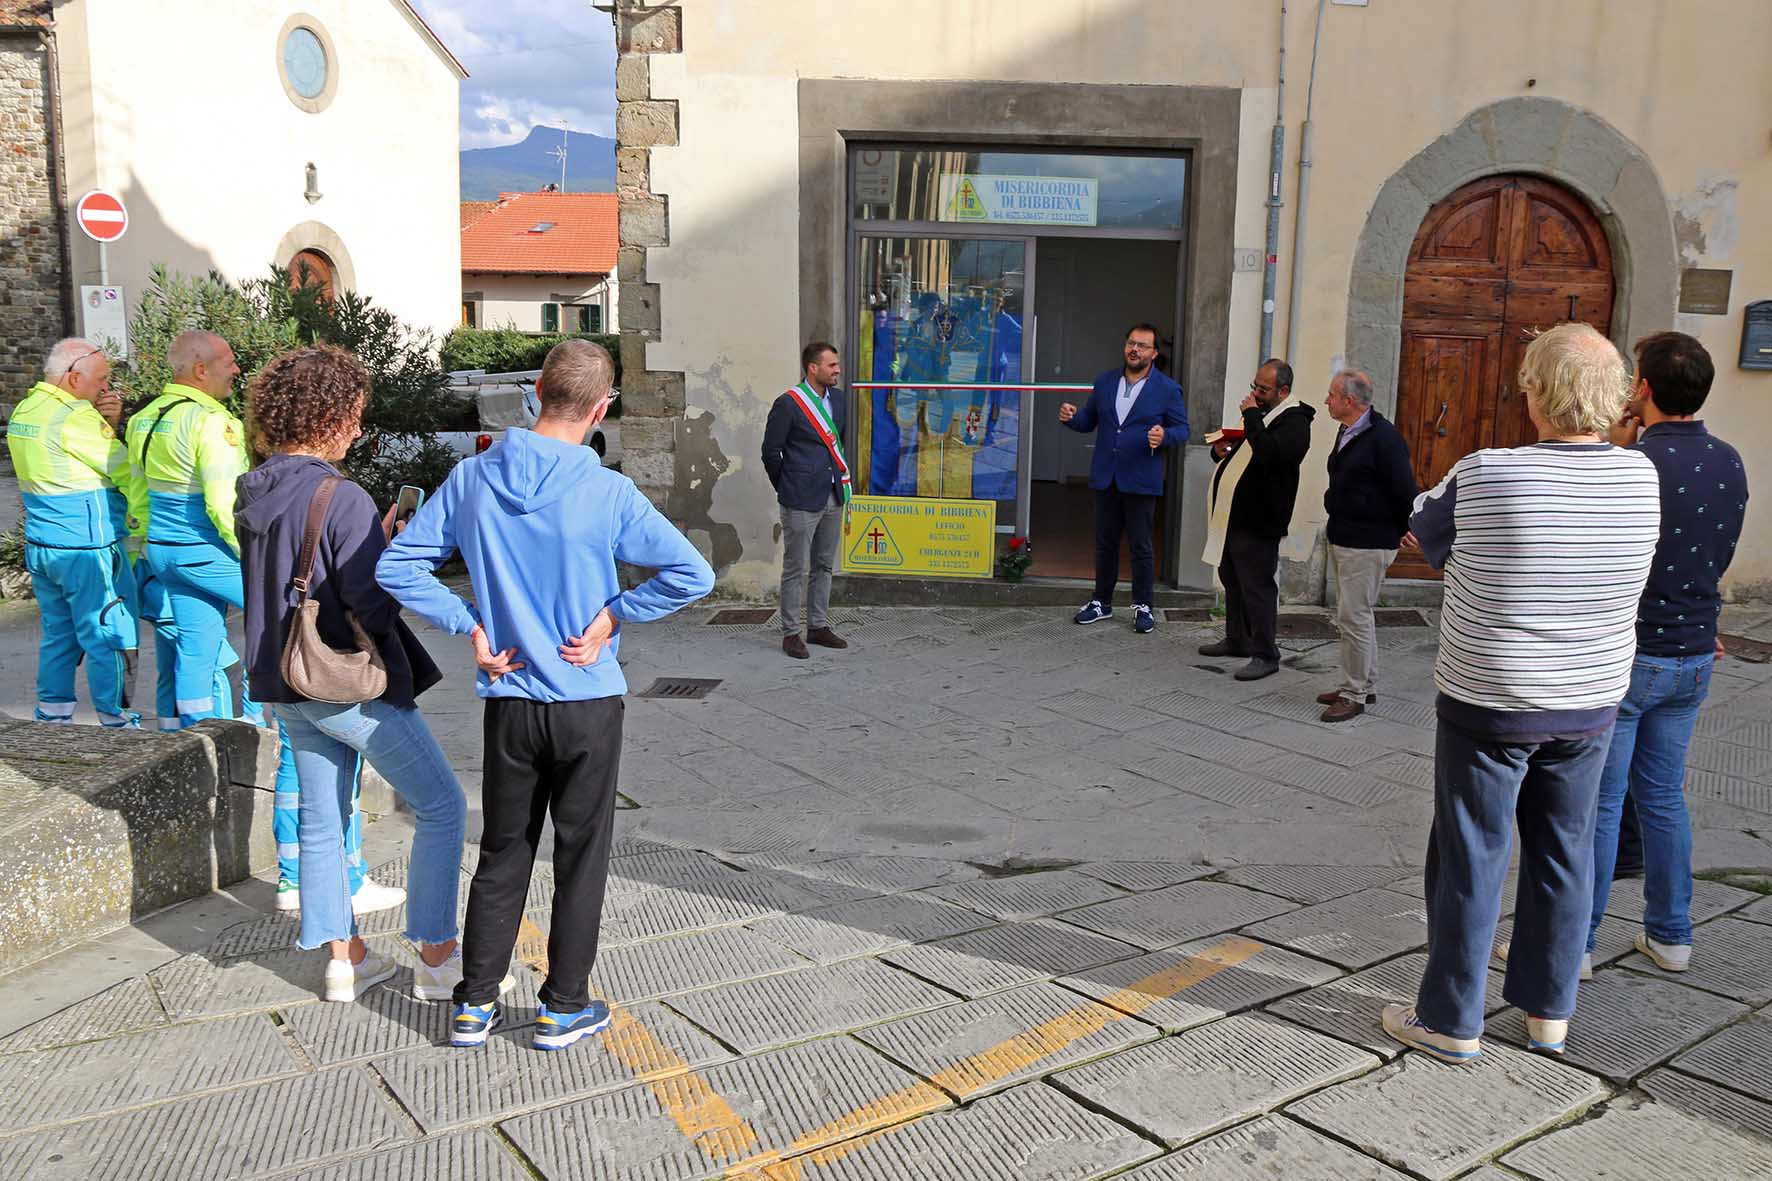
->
<box><xmin>609</xmin><ymin>3</ymin><xmax>683</xmax><ymax>510</ymax></box>
<box><xmin>0</xmin><ymin>31</ymin><xmax>63</xmax><ymax>410</ymax></box>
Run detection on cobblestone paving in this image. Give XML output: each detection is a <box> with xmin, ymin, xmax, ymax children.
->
<box><xmin>4</xmin><ymin>602</ymin><xmax>1772</xmax><ymax>1178</ymax></box>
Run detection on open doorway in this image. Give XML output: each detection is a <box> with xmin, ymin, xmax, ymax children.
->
<box><xmin>1029</xmin><ymin>237</ymin><xmax>1181</xmax><ymax>580</ymax></box>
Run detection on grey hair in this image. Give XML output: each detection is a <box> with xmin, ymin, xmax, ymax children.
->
<box><xmin>43</xmin><ymin>337</ymin><xmax>100</xmax><ymax>382</ymax></box>
<box><xmin>168</xmin><ymin>330</ymin><xmax>226</xmax><ymax>379</ymax></box>
<box><xmin>1334</xmin><ymin>368</ymin><xmax>1374</xmax><ymax>406</ymax></box>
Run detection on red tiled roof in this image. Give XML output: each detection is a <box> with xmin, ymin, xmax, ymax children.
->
<box><xmin>460</xmin><ymin>201</ymin><xmax>496</xmax><ymax>230</ymax></box>
<box><xmin>0</xmin><ymin>0</ymin><xmax>52</xmax><ymax>25</ymax></box>
<box><xmin>461</xmin><ymin>191</ymin><xmax>617</xmax><ymax>275</ymax></box>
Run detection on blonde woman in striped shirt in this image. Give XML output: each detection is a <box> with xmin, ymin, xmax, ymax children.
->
<box><xmin>1384</xmin><ymin>323</ymin><xmax>1660</xmax><ymax>1064</ymax></box>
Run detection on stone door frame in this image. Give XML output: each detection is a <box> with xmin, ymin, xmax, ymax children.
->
<box><xmin>1344</xmin><ymin>97</ymin><xmax>1678</xmax><ymax>422</ymax></box>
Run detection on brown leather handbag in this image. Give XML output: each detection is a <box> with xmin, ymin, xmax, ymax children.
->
<box><xmin>279</xmin><ymin>476</ymin><xmax>388</xmax><ymax>703</ymax></box>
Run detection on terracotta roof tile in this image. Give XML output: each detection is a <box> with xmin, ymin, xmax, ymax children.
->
<box><xmin>460</xmin><ymin>191</ymin><xmax>617</xmax><ymax>275</ymax></box>
<box><xmin>0</xmin><ymin>0</ymin><xmax>52</xmax><ymax>25</ymax></box>
<box><xmin>460</xmin><ymin>201</ymin><xmax>496</xmax><ymax>230</ymax></box>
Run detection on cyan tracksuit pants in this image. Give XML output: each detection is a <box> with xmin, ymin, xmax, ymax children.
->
<box><xmin>143</xmin><ymin>540</ymin><xmax>253</xmax><ymax>725</ymax></box>
<box><xmin>272</xmin><ymin>722</ymin><xmax>367</xmax><ymax>892</ymax></box>
<box><xmin>25</xmin><ymin>542</ymin><xmax>138</xmax><ymax>726</ymax></box>
<box><xmin>132</xmin><ymin>563</ymin><xmax>180</xmax><ymax>731</ymax></box>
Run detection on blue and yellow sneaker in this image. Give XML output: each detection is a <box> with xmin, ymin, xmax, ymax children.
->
<box><xmin>451</xmin><ymin>1001</ymin><xmax>500</xmax><ymax>1048</ymax></box>
<box><xmin>534</xmin><ymin>1000</ymin><xmax>612</xmax><ymax>1051</ymax></box>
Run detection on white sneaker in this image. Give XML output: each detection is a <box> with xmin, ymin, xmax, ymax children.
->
<box><xmin>1635</xmin><ymin>933</ymin><xmax>1692</xmax><ymax>972</ymax></box>
<box><xmin>1381</xmin><ymin>1004</ymin><xmax>1481</xmax><ymax>1063</ymax></box>
<box><xmin>1526</xmin><ymin>1015</ymin><xmax>1568</xmax><ymax>1055</ymax></box>
<box><xmin>324</xmin><ymin>952</ymin><xmax>396</xmax><ymax>1002</ymax></box>
<box><xmin>351</xmin><ymin>880</ymin><xmax>406</xmax><ymax>916</ymax></box>
<box><xmin>274</xmin><ymin>880</ymin><xmax>300</xmax><ymax>912</ymax></box>
<box><xmin>411</xmin><ymin>949</ymin><xmax>518</xmax><ymax>1003</ymax></box>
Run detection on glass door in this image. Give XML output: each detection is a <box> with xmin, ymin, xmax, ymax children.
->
<box><xmin>851</xmin><ymin>235</ymin><xmax>1032</xmax><ymax>535</ymax></box>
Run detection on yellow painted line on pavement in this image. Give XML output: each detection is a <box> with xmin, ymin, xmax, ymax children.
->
<box><xmin>741</xmin><ymin>935</ymin><xmax>1268</xmax><ymax>1179</ymax></box>
<box><xmin>517</xmin><ymin>916</ymin><xmax>766</xmax><ymax>1166</ymax></box>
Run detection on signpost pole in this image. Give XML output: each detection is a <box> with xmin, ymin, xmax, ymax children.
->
<box><xmin>98</xmin><ymin>242</ymin><xmax>107</xmax><ymax>286</ymax></box>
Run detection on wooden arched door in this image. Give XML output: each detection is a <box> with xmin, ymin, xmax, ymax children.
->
<box><xmin>1392</xmin><ymin>174</ymin><xmax>1614</xmax><ymax>578</ymax></box>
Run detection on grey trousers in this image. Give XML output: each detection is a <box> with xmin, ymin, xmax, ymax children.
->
<box><xmin>780</xmin><ymin>492</ymin><xmax>842</xmax><ymax>636</ymax></box>
<box><xmin>1331</xmin><ymin>544</ymin><xmax>1396</xmax><ymax>699</ymax></box>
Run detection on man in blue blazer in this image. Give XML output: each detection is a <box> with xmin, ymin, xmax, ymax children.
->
<box><xmin>1059</xmin><ymin>323</ymin><xmax>1190</xmax><ymax>633</ymax></box>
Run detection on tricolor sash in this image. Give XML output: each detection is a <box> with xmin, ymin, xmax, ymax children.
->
<box><xmin>787</xmin><ymin>380</ymin><xmax>852</xmax><ymax>506</ymax></box>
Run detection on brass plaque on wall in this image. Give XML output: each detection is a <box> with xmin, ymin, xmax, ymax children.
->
<box><xmin>1680</xmin><ymin>268</ymin><xmax>1733</xmax><ymax>315</ymax></box>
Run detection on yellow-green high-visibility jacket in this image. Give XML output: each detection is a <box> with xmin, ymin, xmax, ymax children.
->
<box><xmin>125</xmin><ymin>383</ymin><xmax>250</xmax><ymax>555</ymax></box>
<box><xmin>6</xmin><ymin>381</ymin><xmax>141</xmax><ymax>550</ymax></box>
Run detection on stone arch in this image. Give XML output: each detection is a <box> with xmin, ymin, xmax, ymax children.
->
<box><xmin>273</xmin><ymin>221</ymin><xmax>357</xmax><ymax>295</ymax></box>
<box><xmin>1344</xmin><ymin>97</ymin><xmax>1678</xmax><ymax>418</ymax></box>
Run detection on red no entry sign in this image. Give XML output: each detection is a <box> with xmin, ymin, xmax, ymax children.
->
<box><xmin>75</xmin><ymin>190</ymin><xmax>129</xmax><ymax>243</ymax></box>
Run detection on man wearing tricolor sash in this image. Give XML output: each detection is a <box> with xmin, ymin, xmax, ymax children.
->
<box><xmin>763</xmin><ymin>342</ymin><xmax>852</xmax><ymax>660</ymax></box>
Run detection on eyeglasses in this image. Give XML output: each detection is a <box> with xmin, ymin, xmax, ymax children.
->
<box><xmin>68</xmin><ymin>347</ymin><xmax>106</xmax><ymax>374</ymax></box>
<box><xmin>1125</xmin><ymin>342</ymin><xmax>1156</xmax><ymax>352</ymax></box>
<box><xmin>1249</xmin><ymin>380</ymin><xmax>1277</xmax><ymax>395</ymax></box>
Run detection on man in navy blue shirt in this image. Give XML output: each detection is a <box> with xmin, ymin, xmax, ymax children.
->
<box><xmin>1059</xmin><ymin>323</ymin><xmax>1189</xmax><ymax>634</ymax></box>
<box><xmin>1589</xmin><ymin>332</ymin><xmax>1749</xmax><ymax>976</ymax></box>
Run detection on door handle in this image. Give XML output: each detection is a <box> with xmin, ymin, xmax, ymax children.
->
<box><xmin>1567</xmin><ymin>294</ymin><xmax>1579</xmax><ymax>321</ymax></box>
<box><xmin>1434</xmin><ymin>400</ymin><xmax>1449</xmax><ymax>438</ymax></box>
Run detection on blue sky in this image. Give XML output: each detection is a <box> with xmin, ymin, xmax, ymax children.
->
<box><xmin>410</xmin><ymin>0</ymin><xmax>618</xmax><ymax>148</ymax></box>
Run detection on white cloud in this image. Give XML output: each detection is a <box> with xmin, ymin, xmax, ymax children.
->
<box><xmin>408</xmin><ymin>0</ymin><xmax>617</xmax><ymax>147</ymax></box>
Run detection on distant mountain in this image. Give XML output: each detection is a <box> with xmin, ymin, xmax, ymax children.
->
<box><xmin>460</xmin><ymin>127</ymin><xmax>615</xmax><ymax>200</ymax></box>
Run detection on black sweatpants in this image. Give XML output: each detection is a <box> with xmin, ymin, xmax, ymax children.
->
<box><xmin>1221</xmin><ymin>525</ymin><xmax>1281</xmax><ymax>662</ymax></box>
<box><xmin>455</xmin><ymin>695</ymin><xmax>624</xmax><ymax>1011</ymax></box>
<box><xmin>1093</xmin><ymin>487</ymin><xmax>1158</xmax><ymax>608</ymax></box>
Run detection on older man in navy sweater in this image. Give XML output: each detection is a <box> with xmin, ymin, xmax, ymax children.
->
<box><xmin>1320</xmin><ymin>368</ymin><xmax>1417</xmax><ymax>721</ymax></box>
<box><xmin>1059</xmin><ymin>323</ymin><xmax>1189</xmax><ymax>634</ymax></box>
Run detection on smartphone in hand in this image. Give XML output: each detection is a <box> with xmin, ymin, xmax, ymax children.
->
<box><xmin>393</xmin><ymin>484</ymin><xmax>425</xmax><ymax>526</ymax></box>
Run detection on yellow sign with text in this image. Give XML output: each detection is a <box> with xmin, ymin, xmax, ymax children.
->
<box><xmin>841</xmin><ymin>495</ymin><xmax>997</xmax><ymax>579</ymax></box>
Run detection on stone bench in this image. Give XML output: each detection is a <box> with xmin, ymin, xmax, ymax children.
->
<box><xmin>0</xmin><ymin>718</ymin><xmax>393</xmax><ymax>976</ymax></box>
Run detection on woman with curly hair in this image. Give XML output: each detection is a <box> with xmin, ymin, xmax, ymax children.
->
<box><xmin>235</xmin><ymin>344</ymin><xmax>474</xmax><ymax>1004</ymax></box>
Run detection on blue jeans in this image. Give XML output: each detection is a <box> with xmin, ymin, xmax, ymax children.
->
<box><xmin>271</xmin><ymin>720</ymin><xmax>366</xmax><ymax>893</ymax></box>
<box><xmin>275</xmin><ymin>699</ymin><xmax>467</xmax><ymax>951</ymax></box>
<box><xmin>1590</xmin><ymin>652</ymin><xmax>1712</xmax><ymax>948</ymax></box>
<box><xmin>1417</xmin><ymin>719</ymin><xmax>1611</xmax><ymax>1038</ymax></box>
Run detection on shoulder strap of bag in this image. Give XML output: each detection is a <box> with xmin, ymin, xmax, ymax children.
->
<box><xmin>291</xmin><ymin>476</ymin><xmax>341</xmax><ymax>599</ymax></box>
<box><xmin>133</xmin><ymin>396</ymin><xmax>194</xmax><ymax>470</ymax></box>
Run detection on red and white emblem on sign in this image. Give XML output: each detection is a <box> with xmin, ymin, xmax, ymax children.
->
<box><xmin>75</xmin><ymin>190</ymin><xmax>129</xmax><ymax>243</ymax></box>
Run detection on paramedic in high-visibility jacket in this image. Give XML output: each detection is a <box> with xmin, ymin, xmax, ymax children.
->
<box><xmin>126</xmin><ymin>329</ymin><xmax>256</xmax><ymax>726</ymax></box>
<box><xmin>6</xmin><ymin>338</ymin><xmax>144</xmax><ymax>727</ymax></box>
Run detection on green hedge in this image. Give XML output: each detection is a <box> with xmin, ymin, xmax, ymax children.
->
<box><xmin>441</xmin><ymin>328</ymin><xmax>622</xmax><ymax>381</ymax></box>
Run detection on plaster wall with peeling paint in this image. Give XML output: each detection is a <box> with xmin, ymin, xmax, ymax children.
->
<box><xmin>632</xmin><ymin>0</ymin><xmax>1772</xmax><ymax>600</ymax></box>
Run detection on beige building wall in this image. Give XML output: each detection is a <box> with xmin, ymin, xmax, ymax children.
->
<box><xmin>634</xmin><ymin>0</ymin><xmax>1772</xmax><ymax>597</ymax></box>
<box><xmin>54</xmin><ymin>0</ymin><xmax>464</xmax><ymax>343</ymax></box>
<box><xmin>465</xmin><ymin>274</ymin><xmax>618</xmax><ymax>335</ymax></box>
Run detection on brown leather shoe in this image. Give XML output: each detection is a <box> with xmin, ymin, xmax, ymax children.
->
<box><xmin>1317</xmin><ymin>689</ymin><xmax>1378</xmax><ymax>705</ymax></box>
<box><xmin>806</xmin><ymin>626</ymin><xmax>848</xmax><ymax>649</ymax></box>
<box><xmin>782</xmin><ymin>634</ymin><xmax>810</xmax><ymax>660</ymax></box>
<box><xmin>1321</xmin><ymin>698</ymin><xmax>1365</xmax><ymax>723</ymax></box>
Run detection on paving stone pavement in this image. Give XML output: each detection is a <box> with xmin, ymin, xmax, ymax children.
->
<box><xmin>2</xmin><ymin>602</ymin><xmax>1772</xmax><ymax>1176</ymax></box>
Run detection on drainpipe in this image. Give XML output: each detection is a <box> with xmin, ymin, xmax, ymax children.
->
<box><xmin>1258</xmin><ymin>0</ymin><xmax>1286</xmax><ymax>363</ymax></box>
<box><xmin>1283</xmin><ymin>0</ymin><xmax>1328</xmax><ymax>362</ymax></box>
<box><xmin>41</xmin><ymin>26</ymin><xmax>74</xmax><ymax>338</ymax></box>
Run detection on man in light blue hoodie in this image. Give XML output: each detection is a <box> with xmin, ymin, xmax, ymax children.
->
<box><xmin>377</xmin><ymin>340</ymin><xmax>713</xmax><ymax>1051</ymax></box>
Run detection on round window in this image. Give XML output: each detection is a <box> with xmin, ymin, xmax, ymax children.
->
<box><xmin>282</xmin><ymin>28</ymin><xmax>328</xmax><ymax>99</ymax></box>
<box><xmin>278</xmin><ymin>17</ymin><xmax>337</xmax><ymax>112</ymax></box>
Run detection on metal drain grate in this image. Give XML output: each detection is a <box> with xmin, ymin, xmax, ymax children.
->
<box><xmin>1275</xmin><ymin>614</ymin><xmax>1338</xmax><ymax>639</ymax></box>
<box><xmin>1374</xmin><ymin>609</ymin><xmax>1430</xmax><ymax>628</ymax></box>
<box><xmin>636</xmin><ymin>677</ymin><xmax>723</xmax><ymax>700</ymax></box>
<box><xmin>1164</xmin><ymin>608</ymin><xmax>1213</xmax><ymax>622</ymax></box>
<box><xmin>707</xmin><ymin>608</ymin><xmax>774</xmax><ymax>625</ymax></box>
